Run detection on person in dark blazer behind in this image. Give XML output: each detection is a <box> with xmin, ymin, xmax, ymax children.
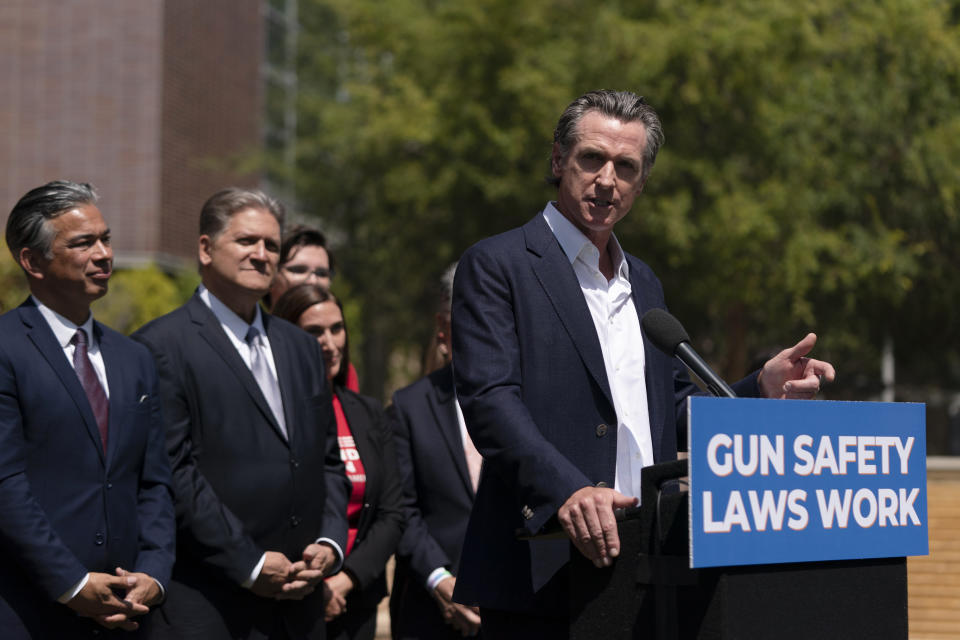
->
<box><xmin>451</xmin><ymin>91</ymin><xmax>837</xmax><ymax>638</ymax></box>
<box><xmin>388</xmin><ymin>263</ymin><xmax>482</xmax><ymax>640</ymax></box>
<box><xmin>0</xmin><ymin>180</ymin><xmax>175</xmax><ymax>638</ymax></box>
<box><xmin>273</xmin><ymin>284</ymin><xmax>403</xmax><ymax>640</ymax></box>
<box><xmin>132</xmin><ymin>188</ymin><xmax>350</xmax><ymax>640</ymax></box>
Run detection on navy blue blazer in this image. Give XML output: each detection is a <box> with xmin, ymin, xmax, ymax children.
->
<box><xmin>388</xmin><ymin>365</ymin><xmax>477</xmax><ymax>640</ymax></box>
<box><xmin>332</xmin><ymin>387</ymin><xmax>403</xmax><ymax>612</ymax></box>
<box><xmin>450</xmin><ymin>213</ymin><xmax>760</xmax><ymax>614</ymax></box>
<box><xmin>0</xmin><ymin>299</ymin><xmax>175</xmax><ymax>637</ymax></box>
<box><xmin>132</xmin><ymin>292</ymin><xmax>350</xmax><ymax>640</ymax></box>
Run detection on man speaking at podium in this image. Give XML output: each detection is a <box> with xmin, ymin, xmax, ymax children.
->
<box><xmin>450</xmin><ymin>90</ymin><xmax>836</xmax><ymax>637</ymax></box>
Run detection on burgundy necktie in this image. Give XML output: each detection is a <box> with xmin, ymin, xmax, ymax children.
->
<box><xmin>72</xmin><ymin>329</ymin><xmax>109</xmax><ymax>452</ymax></box>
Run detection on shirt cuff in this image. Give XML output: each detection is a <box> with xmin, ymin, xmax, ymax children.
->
<box><xmin>316</xmin><ymin>537</ymin><xmax>344</xmax><ymax>574</ymax></box>
<box><xmin>153</xmin><ymin>578</ymin><xmax>166</xmax><ymax>602</ymax></box>
<box><xmin>58</xmin><ymin>573</ymin><xmax>89</xmax><ymax>604</ymax></box>
<box><xmin>426</xmin><ymin>567</ymin><xmax>453</xmax><ymax>592</ymax></box>
<box><xmin>242</xmin><ymin>553</ymin><xmax>268</xmax><ymax>588</ymax></box>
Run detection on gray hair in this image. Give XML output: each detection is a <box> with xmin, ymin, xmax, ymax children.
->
<box><xmin>199</xmin><ymin>187</ymin><xmax>285</xmax><ymax>239</ymax></box>
<box><xmin>439</xmin><ymin>261</ymin><xmax>457</xmax><ymax>314</ymax></box>
<box><xmin>6</xmin><ymin>180</ymin><xmax>99</xmax><ymax>260</ymax></box>
<box><xmin>548</xmin><ymin>90</ymin><xmax>665</xmax><ymax>186</ymax></box>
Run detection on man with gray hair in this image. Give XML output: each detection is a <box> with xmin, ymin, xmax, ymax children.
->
<box><xmin>133</xmin><ymin>188</ymin><xmax>349</xmax><ymax>639</ymax></box>
<box><xmin>451</xmin><ymin>90</ymin><xmax>836</xmax><ymax>636</ymax></box>
<box><xmin>0</xmin><ymin>180</ymin><xmax>175</xmax><ymax>637</ymax></box>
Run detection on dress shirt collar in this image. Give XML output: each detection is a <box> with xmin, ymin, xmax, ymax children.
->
<box><xmin>31</xmin><ymin>295</ymin><xmax>97</xmax><ymax>348</ymax></box>
<box><xmin>542</xmin><ymin>202</ymin><xmax>630</xmax><ymax>281</ymax></box>
<box><xmin>198</xmin><ymin>284</ymin><xmax>266</xmax><ymax>343</ymax></box>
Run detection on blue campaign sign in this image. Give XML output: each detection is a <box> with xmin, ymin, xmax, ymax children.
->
<box><xmin>688</xmin><ymin>398</ymin><xmax>928</xmax><ymax>568</ymax></box>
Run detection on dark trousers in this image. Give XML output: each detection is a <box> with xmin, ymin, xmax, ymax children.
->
<box><xmin>326</xmin><ymin>604</ymin><xmax>377</xmax><ymax>640</ymax></box>
<box><xmin>479</xmin><ymin>607</ymin><xmax>568</xmax><ymax>640</ymax></box>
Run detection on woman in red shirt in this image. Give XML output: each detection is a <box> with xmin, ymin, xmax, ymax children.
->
<box><xmin>274</xmin><ymin>284</ymin><xmax>403</xmax><ymax>640</ymax></box>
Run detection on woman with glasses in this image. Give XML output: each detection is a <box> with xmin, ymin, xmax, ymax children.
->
<box><xmin>267</xmin><ymin>225</ymin><xmax>359</xmax><ymax>391</ymax></box>
<box><xmin>270</xmin><ymin>226</ymin><xmax>336</xmax><ymax>297</ymax></box>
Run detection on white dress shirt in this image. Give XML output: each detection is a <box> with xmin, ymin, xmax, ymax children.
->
<box><xmin>33</xmin><ymin>296</ymin><xmax>109</xmax><ymax>398</ymax></box>
<box><xmin>542</xmin><ymin>203</ymin><xmax>654</xmax><ymax>499</ymax></box>
<box><xmin>198</xmin><ymin>286</ymin><xmax>280</xmax><ymax>381</ymax></box>
<box><xmin>197</xmin><ymin>286</ymin><xmax>343</xmax><ymax>586</ymax></box>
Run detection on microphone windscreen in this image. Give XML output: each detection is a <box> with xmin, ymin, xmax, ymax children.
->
<box><xmin>641</xmin><ymin>308</ymin><xmax>691</xmax><ymax>355</ymax></box>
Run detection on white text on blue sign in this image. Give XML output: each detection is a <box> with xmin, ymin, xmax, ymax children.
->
<box><xmin>702</xmin><ymin>434</ymin><xmax>920</xmax><ymax>533</ymax></box>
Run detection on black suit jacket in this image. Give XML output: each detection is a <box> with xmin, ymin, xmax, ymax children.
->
<box><xmin>132</xmin><ymin>292</ymin><xmax>350</xmax><ymax>640</ymax></box>
<box><xmin>387</xmin><ymin>364</ymin><xmax>477</xmax><ymax>640</ymax></box>
<box><xmin>0</xmin><ymin>300</ymin><xmax>175</xmax><ymax>638</ymax></box>
<box><xmin>451</xmin><ymin>213</ymin><xmax>760</xmax><ymax>614</ymax></box>
<box><xmin>325</xmin><ymin>388</ymin><xmax>403</xmax><ymax>636</ymax></box>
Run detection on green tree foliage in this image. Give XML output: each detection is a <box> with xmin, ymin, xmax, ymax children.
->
<box><xmin>294</xmin><ymin>0</ymin><xmax>960</xmax><ymax>399</ymax></box>
<box><xmin>92</xmin><ymin>265</ymin><xmax>198</xmax><ymax>335</ymax></box>
<box><xmin>0</xmin><ymin>242</ymin><xmax>30</xmax><ymax>313</ymax></box>
<box><xmin>628</xmin><ymin>0</ymin><xmax>960</xmax><ymax>394</ymax></box>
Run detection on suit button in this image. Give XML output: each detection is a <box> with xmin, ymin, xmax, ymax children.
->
<box><xmin>596</xmin><ymin>481</ymin><xmax>609</xmax><ymax>488</ymax></box>
<box><xmin>290</xmin><ymin>515</ymin><xmax>301</xmax><ymax>527</ymax></box>
<box><xmin>290</xmin><ymin>458</ymin><xmax>299</xmax><ymax>469</ymax></box>
<box><xmin>596</xmin><ymin>424</ymin><xmax>608</xmax><ymax>437</ymax></box>
<box><xmin>521</xmin><ymin>505</ymin><xmax>534</xmax><ymax>520</ymax></box>
<box><xmin>94</xmin><ymin>533</ymin><xmax>104</xmax><ymax>545</ymax></box>
<box><xmin>106</xmin><ymin>483</ymin><xmax>113</xmax><ymax>490</ymax></box>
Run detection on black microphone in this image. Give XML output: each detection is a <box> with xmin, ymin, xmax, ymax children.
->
<box><xmin>641</xmin><ymin>308</ymin><xmax>737</xmax><ymax>398</ymax></box>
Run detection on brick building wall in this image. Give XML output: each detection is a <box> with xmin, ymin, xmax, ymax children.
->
<box><xmin>0</xmin><ymin>0</ymin><xmax>164</xmax><ymax>258</ymax></box>
<box><xmin>0</xmin><ymin>0</ymin><xmax>263</xmax><ymax>267</ymax></box>
<box><xmin>160</xmin><ymin>0</ymin><xmax>263</xmax><ymax>262</ymax></box>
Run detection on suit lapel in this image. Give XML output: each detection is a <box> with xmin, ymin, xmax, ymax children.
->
<box><xmin>19</xmin><ymin>303</ymin><xmax>105</xmax><ymax>463</ymax></box>
<box><xmin>428</xmin><ymin>366</ymin><xmax>474</xmax><ymax>498</ymax></box>
<box><xmin>187</xmin><ymin>294</ymin><xmax>288</xmax><ymax>445</ymax></box>
<box><xmin>97</xmin><ymin>323</ymin><xmax>127</xmax><ymax>465</ymax></box>
<box><xmin>264</xmin><ymin>312</ymin><xmax>299</xmax><ymax>444</ymax></box>
<box><xmin>336</xmin><ymin>389</ymin><xmax>374</xmax><ymax>493</ymax></box>
<box><xmin>627</xmin><ymin>256</ymin><xmax>668</xmax><ymax>457</ymax></box>
<box><xmin>523</xmin><ymin>215</ymin><xmax>614</xmax><ymax>410</ymax></box>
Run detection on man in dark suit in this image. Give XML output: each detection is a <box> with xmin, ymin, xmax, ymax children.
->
<box><xmin>450</xmin><ymin>91</ymin><xmax>837</xmax><ymax>637</ymax></box>
<box><xmin>0</xmin><ymin>180</ymin><xmax>176</xmax><ymax>638</ymax></box>
<box><xmin>132</xmin><ymin>188</ymin><xmax>350</xmax><ymax>639</ymax></box>
<box><xmin>389</xmin><ymin>263</ymin><xmax>481</xmax><ymax>639</ymax></box>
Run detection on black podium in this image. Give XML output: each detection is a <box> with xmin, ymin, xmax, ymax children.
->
<box><xmin>567</xmin><ymin>460</ymin><xmax>908</xmax><ymax>640</ymax></box>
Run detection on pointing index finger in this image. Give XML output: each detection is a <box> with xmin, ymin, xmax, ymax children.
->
<box><xmin>809</xmin><ymin>358</ymin><xmax>836</xmax><ymax>383</ymax></box>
